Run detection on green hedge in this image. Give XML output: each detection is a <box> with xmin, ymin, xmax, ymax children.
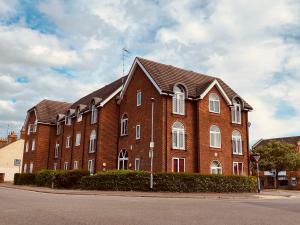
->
<box><xmin>80</xmin><ymin>170</ymin><xmax>257</xmax><ymax>192</ymax></box>
<box><xmin>14</xmin><ymin>173</ymin><xmax>36</xmax><ymax>185</ymax></box>
<box><xmin>35</xmin><ymin>170</ymin><xmax>58</xmax><ymax>187</ymax></box>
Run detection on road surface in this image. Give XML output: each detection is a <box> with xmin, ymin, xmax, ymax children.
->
<box><xmin>0</xmin><ymin>187</ymin><xmax>300</xmax><ymax>225</ymax></box>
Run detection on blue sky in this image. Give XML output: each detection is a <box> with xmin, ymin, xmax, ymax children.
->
<box><xmin>0</xmin><ymin>0</ymin><xmax>299</xmax><ymax>144</ymax></box>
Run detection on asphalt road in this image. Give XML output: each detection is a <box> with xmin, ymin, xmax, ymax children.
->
<box><xmin>0</xmin><ymin>187</ymin><xmax>300</xmax><ymax>225</ymax></box>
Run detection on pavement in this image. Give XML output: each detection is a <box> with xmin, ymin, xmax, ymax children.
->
<box><xmin>1</xmin><ymin>186</ymin><xmax>300</xmax><ymax>225</ymax></box>
<box><xmin>1</xmin><ymin>182</ymin><xmax>299</xmax><ymax>199</ymax></box>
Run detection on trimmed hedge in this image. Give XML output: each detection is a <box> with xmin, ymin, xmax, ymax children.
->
<box><xmin>35</xmin><ymin>170</ymin><xmax>58</xmax><ymax>187</ymax></box>
<box><xmin>14</xmin><ymin>173</ymin><xmax>36</xmax><ymax>185</ymax></box>
<box><xmin>80</xmin><ymin>170</ymin><xmax>257</xmax><ymax>192</ymax></box>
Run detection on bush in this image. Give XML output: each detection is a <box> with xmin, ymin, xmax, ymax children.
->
<box><xmin>53</xmin><ymin>170</ymin><xmax>90</xmax><ymax>189</ymax></box>
<box><xmin>80</xmin><ymin>170</ymin><xmax>257</xmax><ymax>192</ymax></box>
<box><xmin>14</xmin><ymin>173</ymin><xmax>36</xmax><ymax>185</ymax></box>
<box><xmin>35</xmin><ymin>170</ymin><xmax>58</xmax><ymax>187</ymax></box>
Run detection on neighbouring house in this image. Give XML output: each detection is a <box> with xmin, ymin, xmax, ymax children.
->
<box><xmin>22</xmin><ymin>57</ymin><xmax>253</xmax><ymax>176</ymax></box>
<box><xmin>0</xmin><ymin>130</ymin><xmax>24</xmax><ymax>181</ymax></box>
<box><xmin>252</xmin><ymin>136</ymin><xmax>300</xmax><ymax>190</ymax></box>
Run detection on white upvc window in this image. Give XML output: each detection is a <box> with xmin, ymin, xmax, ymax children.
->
<box><xmin>65</xmin><ymin>114</ymin><xmax>72</xmax><ymax>126</ymax></box>
<box><xmin>64</xmin><ymin>162</ymin><xmax>69</xmax><ymax>170</ymax></box>
<box><xmin>209</xmin><ymin>93</ymin><xmax>220</xmax><ymax>113</ymax></box>
<box><xmin>210</xmin><ymin>160</ymin><xmax>222</xmax><ymax>175</ymax></box>
<box><xmin>29</xmin><ymin>162</ymin><xmax>33</xmax><ymax>173</ymax></box>
<box><xmin>91</xmin><ymin>104</ymin><xmax>98</xmax><ymax>124</ymax></box>
<box><xmin>27</xmin><ymin>126</ymin><xmax>30</xmax><ymax>135</ymax></box>
<box><xmin>31</xmin><ymin>139</ymin><xmax>35</xmax><ymax>151</ymax></box>
<box><xmin>73</xmin><ymin>161</ymin><xmax>79</xmax><ymax>169</ymax></box>
<box><xmin>135</xmin><ymin>158</ymin><xmax>140</xmax><ymax>171</ymax></box>
<box><xmin>23</xmin><ymin>163</ymin><xmax>27</xmax><ymax>173</ymax></box>
<box><xmin>120</xmin><ymin>114</ymin><xmax>128</xmax><ymax>136</ymax></box>
<box><xmin>75</xmin><ymin>133</ymin><xmax>81</xmax><ymax>146</ymax></box>
<box><xmin>77</xmin><ymin>109</ymin><xmax>82</xmax><ymax>123</ymax></box>
<box><xmin>53</xmin><ymin>163</ymin><xmax>57</xmax><ymax>170</ymax></box>
<box><xmin>233</xmin><ymin>162</ymin><xmax>243</xmax><ymax>176</ymax></box>
<box><xmin>88</xmin><ymin>159</ymin><xmax>95</xmax><ymax>174</ymax></box>
<box><xmin>172</xmin><ymin>158</ymin><xmax>185</xmax><ymax>173</ymax></box>
<box><xmin>25</xmin><ymin>141</ymin><xmax>29</xmax><ymax>152</ymax></box>
<box><xmin>137</xmin><ymin>91</ymin><xmax>142</xmax><ymax>106</ymax></box>
<box><xmin>118</xmin><ymin>149</ymin><xmax>128</xmax><ymax>170</ymax></box>
<box><xmin>232</xmin><ymin>130</ymin><xmax>243</xmax><ymax>155</ymax></box>
<box><xmin>66</xmin><ymin>136</ymin><xmax>71</xmax><ymax>148</ymax></box>
<box><xmin>210</xmin><ymin>125</ymin><xmax>221</xmax><ymax>148</ymax></box>
<box><xmin>136</xmin><ymin>125</ymin><xmax>141</xmax><ymax>140</ymax></box>
<box><xmin>55</xmin><ymin>143</ymin><xmax>59</xmax><ymax>158</ymax></box>
<box><xmin>232</xmin><ymin>99</ymin><xmax>242</xmax><ymax>124</ymax></box>
<box><xmin>56</xmin><ymin>122</ymin><xmax>61</xmax><ymax>135</ymax></box>
<box><xmin>172</xmin><ymin>85</ymin><xmax>185</xmax><ymax>115</ymax></box>
<box><xmin>89</xmin><ymin>130</ymin><xmax>96</xmax><ymax>153</ymax></box>
<box><xmin>172</xmin><ymin>122</ymin><xmax>185</xmax><ymax>150</ymax></box>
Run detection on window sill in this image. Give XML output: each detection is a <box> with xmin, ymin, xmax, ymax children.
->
<box><xmin>172</xmin><ymin>112</ymin><xmax>185</xmax><ymax>116</ymax></box>
<box><xmin>88</xmin><ymin>151</ymin><xmax>96</xmax><ymax>154</ymax></box>
<box><xmin>232</xmin><ymin>122</ymin><xmax>242</xmax><ymax>125</ymax></box>
<box><xmin>233</xmin><ymin>153</ymin><xmax>244</xmax><ymax>156</ymax></box>
<box><xmin>209</xmin><ymin>110</ymin><xmax>220</xmax><ymax>114</ymax></box>
<box><xmin>210</xmin><ymin>146</ymin><xmax>221</xmax><ymax>150</ymax></box>
<box><xmin>172</xmin><ymin>148</ymin><xmax>186</xmax><ymax>151</ymax></box>
<box><xmin>120</xmin><ymin>134</ymin><xmax>128</xmax><ymax>137</ymax></box>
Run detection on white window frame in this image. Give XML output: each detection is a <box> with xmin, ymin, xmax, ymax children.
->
<box><xmin>91</xmin><ymin>104</ymin><xmax>98</xmax><ymax>124</ymax></box>
<box><xmin>118</xmin><ymin>149</ymin><xmax>128</xmax><ymax>170</ymax></box>
<box><xmin>64</xmin><ymin>162</ymin><xmax>69</xmax><ymax>170</ymax></box>
<box><xmin>65</xmin><ymin>114</ymin><xmax>72</xmax><ymax>126</ymax></box>
<box><xmin>135</xmin><ymin>158</ymin><xmax>140</xmax><ymax>171</ymax></box>
<box><xmin>210</xmin><ymin>125</ymin><xmax>221</xmax><ymax>148</ymax></box>
<box><xmin>55</xmin><ymin>143</ymin><xmax>59</xmax><ymax>158</ymax></box>
<box><xmin>25</xmin><ymin>141</ymin><xmax>29</xmax><ymax>152</ymax></box>
<box><xmin>233</xmin><ymin>162</ymin><xmax>243</xmax><ymax>176</ymax></box>
<box><xmin>232</xmin><ymin>130</ymin><xmax>243</xmax><ymax>155</ymax></box>
<box><xmin>136</xmin><ymin>125</ymin><xmax>141</xmax><ymax>140</ymax></box>
<box><xmin>88</xmin><ymin>159</ymin><xmax>95</xmax><ymax>174</ymax></box>
<box><xmin>56</xmin><ymin>122</ymin><xmax>61</xmax><ymax>135</ymax></box>
<box><xmin>137</xmin><ymin>91</ymin><xmax>142</xmax><ymax>106</ymax></box>
<box><xmin>209</xmin><ymin>93</ymin><xmax>220</xmax><ymax>113</ymax></box>
<box><xmin>23</xmin><ymin>163</ymin><xmax>27</xmax><ymax>173</ymax></box>
<box><xmin>66</xmin><ymin>136</ymin><xmax>71</xmax><ymax>148</ymax></box>
<box><xmin>172</xmin><ymin>86</ymin><xmax>185</xmax><ymax>115</ymax></box>
<box><xmin>73</xmin><ymin>161</ymin><xmax>79</xmax><ymax>170</ymax></box>
<box><xmin>75</xmin><ymin>133</ymin><xmax>81</xmax><ymax>146</ymax></box>
<box><xmin>53</xmin><ymin>163</ymin><xmax>57</xmax><ymax>170</ymax></box>
<box><xmin>29</xmin><ymin>162</ymin><xmax>33</xmax><ymax>173</ymax></box>
<box><xmin>172</xmin><ymin>122</ymin><xmax>185</xmax><ymax>150</ymax></box>
<box><xmin>77</xmin><ymin>110</ymin><xmax>82</xmax><ymax>123</ymax></box>
<box><xmin>31</xmin><ymin>139</ymin><xmax>35</xmax><ymax>151</ymax></box>
<box><xmin>120</xmin><ymin>115</ymin><xmax>128</xmax><ymax>136</ymax></box>
<box><xmin>232</xmin><ymin>99</ymin><xmax>242</xmax><ymax>124</ymax></box>
<box><xmin>172</xmin><ymin>157</ymin><xmax>186</xmax><ymax>173</ymax></box>
<box><xmin>89</xmin><ymin>130</ymin><xmax>96</xmax><ymax>153</ymax></box>
<box><xmin>210</xmin><ymin>160</ymin><xmax>222</xmax><ymax>175</ymax></box>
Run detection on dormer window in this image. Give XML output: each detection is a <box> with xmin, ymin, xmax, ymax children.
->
<box><xmin>172</xmin><ymin>85</ymin><xmax>185</xmax><ymax>115</ymax></box>
<box><xmin>91</xmin><ymin>103</ymin><xmax>98</xmax><ymax>124</ymax></box>
<box><xmin>65</xmin><ymin>113</ymin><xmax>72</xmax><ymax>126</ymax></box>
<box><xmin>77</xmin><ymin>109</ymin><xmax>82</xmax><ymax>123</ymax></box>
<box><xmin>120</xmin><ymin>114</ymin><xmax>128</xmax><ymax>136</ymax></box>
<box><xmin>232</xmin><ymin>99</ymin><xmax>241</xmax><ymax>124</ymax></box>
<box><xmin>209</xmin><ymin>93</ymin><xmax>220</xmax><ymax>113</ymax></box>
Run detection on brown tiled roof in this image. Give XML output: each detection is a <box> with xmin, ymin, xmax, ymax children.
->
<box><xmin>32</xmin><ymin>100</ymin><xmax>72</xmax><ymax>123</ymax></box>
<box><xmin>137</xmin><ymin>57</ymin><xmax>252</xmax><ymax>109</ymax></box>
<box><xmin>70</xmin><ymin>76</ymin><xmax>126</xmax><ymax>109</ymax></box>
<box><xmin>253</xmin><ymin>136</ymin><xmax>300</xmax><ymax>149</ymax></box>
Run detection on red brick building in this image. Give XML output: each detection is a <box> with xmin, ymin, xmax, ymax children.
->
<box><xmin>22</xmin><ymin>57</ymin><xmax>252</xmax><ymax>175</ymax></box>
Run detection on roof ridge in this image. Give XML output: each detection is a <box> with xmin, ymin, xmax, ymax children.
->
<box><xmin>262</xmin><ymin>136</ymin><xmax>300</xmax><ymax>141</ymax></box>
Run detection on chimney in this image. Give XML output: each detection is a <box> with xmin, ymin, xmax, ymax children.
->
<box><xmin>20</xmin><ymin>127</ymin><xmax>26</xmax><ymax>140</ymax></box>
<box><xmin>7</xmin><ymin>131</ymin><xmax>17</xmax><ymax>143</ymax></box>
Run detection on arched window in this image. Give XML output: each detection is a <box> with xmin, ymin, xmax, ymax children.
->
<box><xmin>77</xmin><ymin>109</ymin><xmax>82</xmax><ymax>122</ymax></box>
<box><xmin>210</xmin><ymin>125</ymin><xmax>221</xmax><ymax>148</ymax></box>
<box><xmin>172</xmin><ymin>122</ymin><xmax>185</xmax><ymax>150</ymax></box>
<box><xmin>232</xmin><ymin>130</ymin><xmax>242</xmax><ymax>155</ymax></box>
<box><xmin>89</xmin><ymin>130</ymin><xmax>97</xmax><ymax>153</ymax></box>
<box><xmin>210</xmin><ymin>160</ymin><xmax>222</xmax><ymax>174</ymax></box>
<box><xmin>120</xmin><ymin>114</ymin><xmax>128</xmax><ymax>136</ymax></box>
<box><xmin>232</xmin><ymin>99</ymin><xmax>241</xmax><ymax>124</ymax></box>
<box><xmin>91</xmin><ymin>103</ymin><xmax>98</xmax><ymax>124</ymax></box>
<box><xmin>209</xmin><ymin>93</ymin><xmax>220</xmax><ymax>113</ymax></box>
<box><xmin>172</xmin><ymin>85</ymin><xmax>185</xmax><ymax>115</ymax></box>
<box><xmin>118</xmin><ymin>149</ymin><xmax>128</xmax><ymax>170</ymax></box>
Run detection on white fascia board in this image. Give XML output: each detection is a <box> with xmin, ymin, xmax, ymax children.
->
<box><xmin>119</xmin><ymin>58</ymin><xmax>162</xmax><ymax>101</ymax></box>
<box><xmin>99</xmin><ymin>85</ymin><xmax>123</xmax><ymax>107</ymax></box>
<box><xmin>252</xmin><ymin>139</ymin><xmax>263</xmax><ymax>149</ymax></box>
<box><xmin>199</xmin><ymin>79</ymin><xmax>232</xmax><ymax>105</ymax></box>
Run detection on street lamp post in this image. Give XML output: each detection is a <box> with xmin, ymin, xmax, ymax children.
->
<box><xmin>252</xmin><ymin>153</ymin><xmax>261</xmax><ymax>193</ymax></box>
<box><xmin>149</xmin><ymin>98</ymin><xmax>155</xmax><ymax>190</ymax></box>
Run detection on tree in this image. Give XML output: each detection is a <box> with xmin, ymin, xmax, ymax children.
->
<box><xmin>252</xmin><ymin>141</ymin><xmax>300</xmax><ymax>188</ymax></box>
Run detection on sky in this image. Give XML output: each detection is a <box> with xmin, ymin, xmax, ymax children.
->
<box><xmin>0</xmin><ymin>0</ymin><xmax>299</xmax><ymax>145</ymax></box>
